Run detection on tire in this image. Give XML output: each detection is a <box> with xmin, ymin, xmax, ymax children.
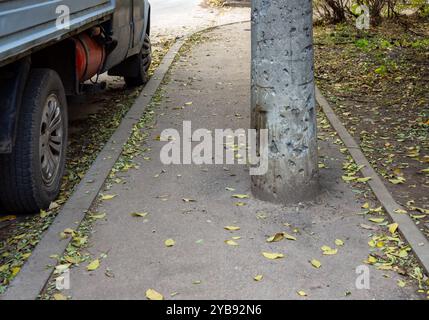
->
<box><xmin>124</xmin><ymin>34</ymin><xmax>152</xmax><ymax>87</ymax></box>
<box><xmin>0</xmin><ymin>69</ymin><xmax>68</xmax><ymax>214</ymax></box>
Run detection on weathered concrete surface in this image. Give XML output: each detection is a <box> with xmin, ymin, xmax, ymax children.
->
<box><xmin>251</xmin><ymin>0</ymin><xmax>318</xmax><ymax>204</ymax></box>
<box><xmin>64</xmin><ymin>23</ymin><xmax>418</xmax><ymax>300</ymax></box>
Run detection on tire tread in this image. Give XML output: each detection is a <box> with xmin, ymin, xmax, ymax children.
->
<box><xmin>0</xmin><ymin>69</ymin><xmax>67</xmax><ymax>213</ymax></box>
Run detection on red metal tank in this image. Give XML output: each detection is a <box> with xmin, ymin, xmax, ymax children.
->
<box><xmin>74</xmin><ymin>33</ymin><xmax>105</xmax><ymax>82</ymax></box>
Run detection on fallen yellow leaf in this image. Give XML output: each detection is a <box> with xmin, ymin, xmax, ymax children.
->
<box><xmin>224</xmin><ymin>226</ymin><xmax>240</xmax><ymax>231</ymax></box>
<box><xmin>132</xmin><ymin>212</ymin><xmax>149</xmax><ymax>218</ymax></box>
<box><xmin>232</xmin><ymin>194</ymin><xmax>249</xmax><ymax>199</ymax></box>
<box><xmin>321</xmin><ymin>246</ymin><xmax>338</xmax><ymax>255</ymax></box>
<box><xmin>411</xmin><ymin>214</ymin><xmax>426</xmax><ymax>219</ymax></box>
<box><xmin>415</xmin><ymin>207</ymin><xmax>429</xmax><ymax>214</ymax></box>
<box><xmin>297</xmin><ymin>291</ymin><xmax>307</xmax><ymax>296</ymax></box>
<box><xmin>377</xmin><ymin>264</ymin><xmax>393</xmax><ymax>271</ymax></box>
<box><xmin>266</xmin><ymin>233</ymin><xmax>284</xmax><ymax>243</ymax></box>
<box><xmin>225</xmin><ymin>240</ymin><xmax>239</xmax><ymax>246</ymax></box>
<box><xmin>335</xmin><ymin>239</ymin><xmax>344</xmax><ymax>246</ymax></box>
<box><xmin>399</xmin><ymin>250</ymin><xmax>408</xmax><ymax>258</ymax></box>
<box><xmin>53</xmin><ymin>293</ymin><xmax>67</xmax><ymax>300</ymax></box>
<box><xmin>64</xmin><ymin>256</ymin><xmax>79</xmax><ymax>264</ymax></box>
<box><xmin>369</xmin><ymin>218</ymin><xmax>385</xmax><ymax>224</ymax></box>
<box><xmin>367</xmin><ymin>255</ymin><xmax>377</xmax><ymax>264</ymax></box>
<box><xmin>283</xmin><ymin>233</ymin><xmax>297</xmax><ymax>241</ymax></box>
<box><xmin>165</xmin><ymin>239</ymin><xmax>175</xmax><ymax>247</ymax></box>
<box><xmin>101</xmin><ymin>194</ymin><xmax>116</xmax><ymax>201</ymax></box>
<box><xmin>262</xmin><ymin>252</ymin><xmax>284</xmax><ymax>260</ymax></box>
<box><xmin>370</xmin><ymin>206</ymin><xmax>383</xmax><ymax>213</ymax></box>
<box><xmin>254</xmin><ymin>275</ymin><xmax>263</xmax><ymax>281</ymax></box>
<box><xmin>389</xmin><ymin>177</ymin><xmax>406</xmax><ymax>184</ymax></box>
<box><xmin>0</xmin><ymin>264</ymin><xmax>9</xmax><ymax>273</ymax></box>
<box><xmin>266</xmin><ymin>232</ymin><xmax>297</xmax><ymax>242</ymax></box>
<box><xmin>11</xmin><ymin>267</ymin><xmax>20</xmax><ymax>276</ymax></box>
<box><xmin>388</xmin><ymin>223</ymin><xmax>399</xmax><ymax>234</ymax></box>
<box><xmin>146</xmin><ymin>289</ymin><xmax>164</xmax><ymax>300</ymax></box>
<box><xmin>90</xmin><ymin>213</ymin><xmax>106</xmax><ymax>220</ymax></box>
<box><xmin>87</xmin><ymin>259</ymin><xmax>100</xmax><ymax>271</ymax></box>
<box><xmin>376</xmin><ymin>241</ymin><xmax>385</xmax><ymax>248</ymax></box>
<box><xmin>311</xmin><ymin>259</ymin><xmax>322</xmax><ymax>268</ymax></box>
<box><xmin>397</xmin><ymin>279</ymin><xmax>406</xmax><ymax>288</ymax></box>
<box><xmin>55</xmin><ymin>264</ymin><xmax>71</xmax><ymax>274</ymax></box>
<box><xmin>342</xmin><ymin>176</ymin><xmax>357</xmax><ymax>182</ymax></box>
<box><xmin>394</xmin><ymin>209</ymin><xmax>407</xmax><ymax>214</ymax></box>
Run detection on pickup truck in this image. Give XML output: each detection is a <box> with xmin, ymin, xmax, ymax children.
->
<box><xmin>0</xmin><ymin>0</ymin><xmax>152</xmax><ymax>213</ymax></box>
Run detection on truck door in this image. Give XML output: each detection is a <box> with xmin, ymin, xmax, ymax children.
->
<box><xmin>103</xmin><ymin>0</ymin><xmax>134</xmax><ymax>70</ymax></box>
<box><xmin>132</xmin><ymin>0</ymin><xmax>146</xmax><ymax>49</ymax></box>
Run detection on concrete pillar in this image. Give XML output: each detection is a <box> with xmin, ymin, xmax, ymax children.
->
<box><xmin>251</xmin><ymin>0</ymin><xmax>319</xmax><ymax>204</ymax></box>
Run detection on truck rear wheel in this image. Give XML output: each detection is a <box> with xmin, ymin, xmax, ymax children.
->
<box><xmin>124</xmin><ymin>34</ymin><xmax>152</xmax><ymax>87</ymax></box>
<box><xmin>0</xmin><ymin>69</ymin><xmax>68</xmax><ymax>214</ymax></box>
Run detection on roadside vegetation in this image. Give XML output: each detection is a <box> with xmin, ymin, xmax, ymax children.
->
<box><xmin>315</xmin><ymin>0</ymin><xmax>429</xmax><ymax>296</ymax></box>
<box><xmin>206</xmin><ymin>0</ymin><xmax>226</xmax><ymax>8</ymax></box>
<box><xmin>314</xmin><ymin>1</ymin><xmax>429</xmax><ymax>239</ymax></box>
<box><xmin>314</xmin><ymin>0</ymin><xmax>429</xmax><ymax>24</ymax></box>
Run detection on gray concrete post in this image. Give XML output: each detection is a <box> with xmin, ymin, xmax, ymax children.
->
<box><xmin>251</xmin><ymin>0</ymin><xmax>319</xmax><ymax>204</ymax></box>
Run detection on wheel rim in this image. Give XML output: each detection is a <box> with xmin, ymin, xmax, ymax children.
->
<box><xmin>39</xmin><ymin>94</ymin><xmax>63</xmax><ymax>187</ymax></box>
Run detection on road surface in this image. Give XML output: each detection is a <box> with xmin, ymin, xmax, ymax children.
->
<box><xmin>150</xmin><ymin>0</ymin><xmax>249</xmax><ymax>39</ymax></box>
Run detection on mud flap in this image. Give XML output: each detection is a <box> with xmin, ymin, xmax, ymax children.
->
<box><xmin>0</xmin><ymin>57</ymin><xmax>31</xmax><ymax>153</ymax></box>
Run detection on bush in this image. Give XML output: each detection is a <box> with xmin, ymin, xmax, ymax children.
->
<box><xmin>315</xmin><ymin>0</ymin><xmax>352</xmax><ymax>23</ymax></box>
<box><xmin>408</xmin><ymin>0</ymin><xmax>429</xmax><ymax>16</ymax></box>
<box><xmin>362</xmin><ymin>0</ymin><xmax>387</xmax><ymax>23</ymax></box>
<box><xmin>314</xmin><ymin>0</ymin><xmax>428</xmax><ymax>25</ymax></box>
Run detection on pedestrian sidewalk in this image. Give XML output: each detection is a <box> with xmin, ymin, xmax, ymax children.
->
<box><xmin>63</xmin><ymin>22</ymin><xmax>417</xmax><ymax>300</ymax></box>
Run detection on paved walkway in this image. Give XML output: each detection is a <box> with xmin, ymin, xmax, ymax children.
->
<box><xmin>65</xmin><ymin>23</ymin><xmax>417</xmax><ymax>300</ymax></box>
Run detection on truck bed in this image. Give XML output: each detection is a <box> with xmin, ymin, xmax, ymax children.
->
<box><xmin>0</xmin><ymin>0</ymin><xmax>115</xmax><ymax>66</ymax></box>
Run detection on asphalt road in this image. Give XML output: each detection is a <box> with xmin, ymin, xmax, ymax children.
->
<box><xmin>150</xmin><ymin>0</ymin><xmax>216</xmax><ymax>38</ymax></box>
<box><xmin>150</xmin><ymin>0</ymin><xmax>249</xmax><ymax>39</ymax></box>
<box><xmin>151</xmin><ymin>0</ymin><xmax>201</xmax><ymax>15</ymax></box>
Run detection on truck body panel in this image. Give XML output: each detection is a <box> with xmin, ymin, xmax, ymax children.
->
<box><xmin>102</xmin><ymin>0</ymin><xmax>149</xmax><ymax>70</ymax></box>
<box><xmin>0</xmin><ymin>0</ymin><xmax>115</xmax><ymax>67</ymax></box>
<box><xmin>0</xmin><ymin>0</ymin><xmax>150</xmax><ymax>153</ymax></box>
